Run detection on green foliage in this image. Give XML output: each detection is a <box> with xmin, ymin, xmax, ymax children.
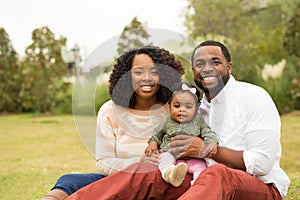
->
<box><xmin>184</xmin><ymin>0</ymin><xmax>299</xmax><ymax>113</ymax></box>
<box><xmin>0</xmin><ymin>27</ymin><xmax>21</xmax><ymax>112</ymax></box>
<box><xmin>283</xmin><ymin>0</ymin><xmax>300</xmax><ymax>57</ymax></box>
<box><xmin>0</xmin><ymin>26</ymin><xmax>72</xmax><ymax>114</ymax></box>
<box><xmin>52</xmin><ymin>82</ymin><xmax>73</xmax><ymax>114</ymax></box>
<box><xmin>72</xmin><ymin>79</ymin><xmax>97</xmax><ymax>116</ymax></box>
<box><xmin>18</xmin><ymin>26</ymin><xmax>68</xmax><ymax>113</ymax></box>
<box><xmin>94</xmin><ymin>83</ymin><xmax>110</xmax><ymax>113</ymax></box>
<box><xmin>174</xmin><ymin>54</ymin><xmax>194</xmax><ymax>85</ymax></box>
<box><xmin>185</xmin><ymin>0</ymin><xmax>245</xmax><ymax>40</ymax></box>
<box><xmin>257</xmin><ymin>75</ymin><xmax>293</xmax><ymax>114</ymax></box>
<box><xmin>117</xmin><ymin>16</ymin><xmax>150</xmax><ymax>56</ymax></box>
<box><xmin>288</xmin><ymin>57</ymin><xmax>300</xmax><ymax>110</ymax></box>
<box><xmin>72</xmin><ymin>75</ymin><xmax>110</xmax><ymax>116</ymax></box>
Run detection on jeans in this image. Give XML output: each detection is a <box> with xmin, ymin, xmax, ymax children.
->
<box><xmin>51</xmin><ymin>173</ymin><xmax>105</xmax><ymax>195</ymax></box>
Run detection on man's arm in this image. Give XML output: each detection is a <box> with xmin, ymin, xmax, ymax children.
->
<box><xmin>168</xmin><ymin>135</ymin><xmax>246</xmax><ymax>171</ymax></box>
<box><xmin>211</xmin><ymin>146</ymin><xmax>245</xmax><ymax>171</ymax></box>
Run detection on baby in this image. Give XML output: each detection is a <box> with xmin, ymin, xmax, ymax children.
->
<box><xmin>145</xmin><ymin>82</ymin><xmax>218</xmax><ymax>187</ymax></box>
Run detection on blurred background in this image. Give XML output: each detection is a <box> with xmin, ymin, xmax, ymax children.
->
<box><xmin>1</xmin><ymin>0</ymin><xmax>299</xmax><ymax>115</ymax></box>
<box><xmin>0</xmin><ymin>0</ymin><xmax>299</xmax><ymax>199</ymax></box>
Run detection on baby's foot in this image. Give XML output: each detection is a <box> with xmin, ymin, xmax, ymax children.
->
<box><xmin>164</xmin><ymin>163</ymin><xmax>188</xmax><ymax>187</ymax></box>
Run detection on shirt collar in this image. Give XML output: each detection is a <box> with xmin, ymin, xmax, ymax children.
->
<box><xmin>201</xmin><ymin>75</ymin><xmax>235</xmax><ymax>104</ymax></box>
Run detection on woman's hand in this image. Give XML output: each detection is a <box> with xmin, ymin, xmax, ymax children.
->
<box><xmin>168</xmin><ymin>134</ymin><xmax>205</xmax><ymax>159</ymax></box>
<box><xmin>140</xmin><ymin>152</ymin><xmax>160</xmax><ymax>165</ymax></box>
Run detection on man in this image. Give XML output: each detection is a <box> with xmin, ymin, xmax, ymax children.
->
<box><xmin>66</xmin><ymin>41</ymin><xmax>290</xmax><ymax>200</ymax></box>
<box><xmin>171</xmin><ymin>40</ymin><xmax>290</xmax><ymax>199</ymax></box>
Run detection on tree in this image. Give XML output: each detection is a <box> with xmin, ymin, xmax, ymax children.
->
<box><xmin>283</xmin><ymin>0</ymin><xmax>300</xmax><ymax>57</ymax></box>
<box><xmin>184</xmin><ymin>0</ymin><xmax>287</xmax><ymax>82</ymax></box>
<box><xmin>184</xmin><ymin>0</ymin><xmax>299</xmax><ymax>113</ymax></box>
<box><xmin>19</xmin><ymin>26</ymin><xmax>68</xmax><ymax>112</ymax></box>
<box><xmin>185</xmin><ymin>0</ymin><xmax>246</xmax><ymax>40</ymax></box>
<box><xmin>0</xmin><ymin>27</ymin><xmax>20</xmax><ymax>112</ymax></box>
<box><xmin>117</xmin><ymin>16</ymin><xmax>150</xmax><ymax>56</ymax></box>
<box><xmin>282</xmin><ymin>0</ymin><xmax>300</xmax><ymax>109</ymax></box>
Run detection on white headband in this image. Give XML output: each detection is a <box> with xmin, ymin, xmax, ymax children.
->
<box><xmin>181</xmin><ymin>83</ymin><xmax>197</xmax><ymax>95</ymax></box>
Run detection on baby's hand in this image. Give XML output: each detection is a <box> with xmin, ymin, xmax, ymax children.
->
<box><xmin>145</xmin><ymin>141</ymin><xmax>159</xmax><ymax>155</ymax></box>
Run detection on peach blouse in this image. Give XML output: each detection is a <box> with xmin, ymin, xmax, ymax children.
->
<box><xmin>96</xmin><ymin>100</ymin><xmax>169</xmax><ymax>176</ymax></box>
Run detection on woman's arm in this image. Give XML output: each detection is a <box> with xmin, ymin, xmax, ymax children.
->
<box><xmin>95</xmin><ymin>102</ymin><xmax>141</xmax><ymax>176</ymax></box>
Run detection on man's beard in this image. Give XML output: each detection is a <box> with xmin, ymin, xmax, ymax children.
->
<box><xmin>198</xmin><ymin>72</ymin><xmax>230</xmax><ymax>96</ymax></box>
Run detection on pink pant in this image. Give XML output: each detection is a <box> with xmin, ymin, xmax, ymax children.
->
<box><xmin>159</xmin><ymin>152</ymin><xmax>207</xmax><ymax>182</ymax></box>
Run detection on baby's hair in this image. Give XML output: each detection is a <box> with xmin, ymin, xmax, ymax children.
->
<box><xmin>170</xmin><ymin>82</ymin><xmax>201</xmax><ymax>106</ymax></box>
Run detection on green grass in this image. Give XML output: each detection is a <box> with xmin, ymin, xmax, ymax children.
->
<box><xmin>0</xmin><ymin>114</ymin><xmax>96</xmax><ymax>200</ymax></box>
<box><xmin>0</xmin><ymin>112</ymin><xmax>299</xmax><ymax>200</ymax></box>
<box><xmin>280</xmin><ymin>111</ymin><xmax>300</xmax><ymax>199</ymax></box>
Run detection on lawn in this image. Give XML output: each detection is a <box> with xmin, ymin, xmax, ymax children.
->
<box><xmin>0</xmin><ymin>114</ymin><xmax>96</xmax><ymax>200</ymax></box>
<box><xmin>0</xmin><ymin>112</ymin><xmax>299</xmax><ymax>200</ymax></box>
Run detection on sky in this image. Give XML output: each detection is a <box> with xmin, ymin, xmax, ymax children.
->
<box><xmin>1</xmin><ymin>0</ymin><xmax>188</xmax><ymax>57</ymax></box>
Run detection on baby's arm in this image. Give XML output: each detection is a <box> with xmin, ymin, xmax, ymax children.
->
<box><xmin>145</xmin><ymin>117</ymin><xmax>168</xmax><ymax>155</ymax></box>
<box><xmin>145</xmin><ymin>141</ymin><xmax>159</xmax><ymax>155</ymax></box>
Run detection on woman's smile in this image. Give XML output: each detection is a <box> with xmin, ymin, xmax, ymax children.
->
<box><xmin>131</xmin><ymin>54</ymin><xmax>160</xmax><ymax>100</ymax></box>
<box><xmin>139</xmin><ymin>84</ymin><xmax>154</xmax><ymax>91</ymax></box>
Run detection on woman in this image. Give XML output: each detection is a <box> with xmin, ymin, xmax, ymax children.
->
<box><xmin>42</xmin><ymin>45</ymin><xmax>186</xmax><ymax>200</ymax></box>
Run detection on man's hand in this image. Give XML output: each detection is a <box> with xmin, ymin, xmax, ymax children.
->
<box><xmin>168</xmin><ymin>134</ymin><xmax>204</xmax><ymax>159</ymax></box>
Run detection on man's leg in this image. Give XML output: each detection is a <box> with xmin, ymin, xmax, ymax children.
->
<box><xmin>42</xmin><ymin>173</ymin><xmax>104</xmax><ymax>200</ymax></box>
<box><xmin>178</xmin><ymin>164</ymin><xmax>282</xmax><ymax>200</ymax></box>
<box><xmin>67</xmin><ymin>162</ymin><xmax>192</xmax><ymax>200</ymax></box>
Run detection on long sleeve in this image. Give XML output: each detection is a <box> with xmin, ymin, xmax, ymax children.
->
<box><xmin>95</xmin><ymin>100</ymin><xmax>169</xmax><ymax>176</ymax></box>
<box><xmin>148</xmin><ymin>116</ymin><xmax>169</xmax><ymax>146</ymax></box>
<box><xmin>242</xmin><ymin>92</ymin><xmax>281</xmax><ymax>176</ymax></box>
<box><xmin>197</xmin><ymin>115</ymin><xmax>218</xmax><ymax>144</ymax></box>
<box><xmin>95</xmin><ymin>101</ymin><xmax>142</xmax><ymax>176</ymax></box>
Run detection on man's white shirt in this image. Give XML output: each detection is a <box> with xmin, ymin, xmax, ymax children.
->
<box><xmin>199</xmin><ymin>75</ymin><xmax>290</xmax><ymax>198</ymax></box>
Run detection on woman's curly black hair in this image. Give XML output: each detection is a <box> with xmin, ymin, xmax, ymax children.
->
<box><xmin>109</xmin><ymin>45</ymin><xmax>184</xmax><ymax>108</ymax></box>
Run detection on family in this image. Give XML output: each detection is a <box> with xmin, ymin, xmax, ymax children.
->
<box><xmin>42</xmin><ymin>40</ymin><xmax>290</xmax><ymax>200</ymax></box>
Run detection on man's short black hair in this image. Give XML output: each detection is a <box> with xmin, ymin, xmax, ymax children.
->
<box><xmin>191</xmin><ymin>40</ymin><xmax>231</xmax><ymax>65</ymax></box>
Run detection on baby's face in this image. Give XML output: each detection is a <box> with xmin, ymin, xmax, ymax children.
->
<box><xmin>170</xmin><ymin>92</ymin><xmax>197</xmax><ymax>123</ymax></box>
